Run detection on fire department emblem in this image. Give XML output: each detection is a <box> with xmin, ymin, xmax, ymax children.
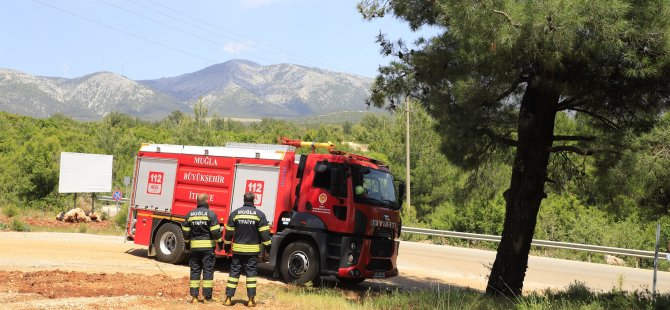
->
<box><xmin>318</xmin><ymin>193</ymin><xmax>327</xmax><ymax>204</ymax></box>
<box><xmin>383</xmin><ymin>214</ymin><xmax>390</xmax><ymax>221</ymax></box>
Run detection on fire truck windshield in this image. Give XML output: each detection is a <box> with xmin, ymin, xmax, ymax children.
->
<box><xmin>351</xmin><ymin>165</ymin><xmax>399</xmax><ymax>210</ymax></box>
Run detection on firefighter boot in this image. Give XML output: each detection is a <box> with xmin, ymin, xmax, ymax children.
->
<box><xmin>204</xmin><ymin>297</ymin><xmax>219</xmax><ymax>303</ymax></box>
<box><xmin>223</xmin><ymin>296</ymin><xmax>233</xmax><ymax>306</ymax></box>
<box><xmin>247</xmin><ymin>296</ymin><xmax>256</xmax><ymax>307</ymax></box>
<box><xmin>188</xmin><ymin>296</ymin><xmax>198</xmax><ymax>304</ymax></box>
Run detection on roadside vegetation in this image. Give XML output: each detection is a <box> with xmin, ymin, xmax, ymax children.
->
<box><xmin>261</xmin><ymin>281</ymin><xmax>670</xmax><ymax>309</ymax></box>
<box><xmin>1</xmin><ymin>105</ymin><xmax>670</xmax><ymax>306</ymax></box>
<box><xmin>0</xmin><ymin>108</ymin><xmax>669</xmax><ymax>268</ymax></box>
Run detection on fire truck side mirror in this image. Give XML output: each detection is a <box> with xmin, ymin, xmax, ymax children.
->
<box><xmin>397</xmin><ymin>181</ymin><xmax>406</xmax><ymax>205</ymax></box>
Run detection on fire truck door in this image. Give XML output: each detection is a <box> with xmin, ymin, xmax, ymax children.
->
<box><xmin>134</xmin><ymin>157</ymin><xmax>177</xmax><ymax>212</ymax></box>
<box><xmin>230</xmin><ymin>165</ymin><xmax>279</xmax><ymax>225</ymax></box>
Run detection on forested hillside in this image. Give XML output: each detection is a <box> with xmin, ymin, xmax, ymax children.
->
<box><xmin>1</xmin><ymin>106</ymin><xmax>668</xmax><ymax>266</ymax></box>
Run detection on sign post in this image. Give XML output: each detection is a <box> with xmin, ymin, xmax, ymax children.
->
<box><xmin>123</xmin><ymin>176</ymin><xmax>131</xmax><ymax>203</ymax></box>
<box><xmin>113</xmin><ymin>190</ymin><xmax>123</xmax><ymax>214</ymax></box>
<box><xmin>653</xmin><ymin>222</ymin><xmax>660</xmax><ymax>297</ymax></box>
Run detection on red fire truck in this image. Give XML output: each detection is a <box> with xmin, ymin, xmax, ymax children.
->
<box><xmin>125</xmin><ymin>138</ymin><xmax>402</xmax><ymax>285</ymax></box>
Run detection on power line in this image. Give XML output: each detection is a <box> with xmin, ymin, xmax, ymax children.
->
<box><xmin>140</xmin><ymin>0</ymin><xmax>340</xmax><ymax>71</ymax></box>
<box><xmin>96</xmin><ymin>0</ymin><xmax>277</xmax><ymax>65</ymax></box>
<box><xmin>32</xmin><ymin>0</ymin><xmax>217</xmax><ymax>64</ymax></box>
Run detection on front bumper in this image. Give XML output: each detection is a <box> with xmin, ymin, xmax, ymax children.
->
<box><xmin>336</xmin><ymin>238</ymin><xmax>399</xmax><ymax>279</ymax></box>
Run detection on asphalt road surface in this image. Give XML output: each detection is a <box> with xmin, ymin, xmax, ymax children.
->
<box><xmin>1</xmin><ymin>232</ymin><xmax>668</xmax><ymax>293</ymax></box>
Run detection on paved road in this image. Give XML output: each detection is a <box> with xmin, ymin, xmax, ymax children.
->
<box><xmin>397</xmin><ymin>241</ymin><xmax>670</xmax><ymax>293</ymax></box>
<box><xmin>1</xmin><ymin>232</ymin><xmax>668</xmax><ymax>293</ymax></box>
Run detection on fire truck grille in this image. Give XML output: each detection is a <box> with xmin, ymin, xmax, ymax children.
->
<box><xmin>365</xmin><ymin>259</ymin><xmax>393</xmax><ymax>271</ymax></box>
<box><xmin>370</xmin><ymin>239</ymin><xmax>394</xmax><ymax>257</ymax></box>
<box><xmin>373</xmin><ymin>227</ymin><xmax>394</xmax><ymax>239</ymax></box>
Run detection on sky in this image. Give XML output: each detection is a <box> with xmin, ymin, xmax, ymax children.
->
<box><xmin>0</xmin><ymin>0</ymin><xmax>436</xmax><ymax>80</ymax></box>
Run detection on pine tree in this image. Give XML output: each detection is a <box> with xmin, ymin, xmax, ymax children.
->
<box><xmin>359</xmin><ymin>0</ymin><xmax>670</xmax><ymax>296</ymax></box>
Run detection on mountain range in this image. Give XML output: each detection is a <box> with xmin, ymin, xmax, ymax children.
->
<box><xmin>0</xmin><ymin>60</ymin><xmax>376</xmax><ymax>120</ymax></box>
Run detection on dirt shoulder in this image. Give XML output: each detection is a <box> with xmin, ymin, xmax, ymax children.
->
<box><xmin>0</xmin><ymin>232</ymin><xmax>289</xmax><ymax>309</ymax></box>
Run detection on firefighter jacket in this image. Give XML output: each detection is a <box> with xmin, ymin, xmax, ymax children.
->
<box><xmin>224</xmin><ymin>203</ymin><xmax>271</xmax><ymax>255</ymax></box>
<box><xmin>182</xmin><ymin>202</ymin><xmax>222</xmax><ymax>251</ymax></box>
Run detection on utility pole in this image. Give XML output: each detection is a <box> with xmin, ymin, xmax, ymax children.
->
<box><xmin>405</xmin><ymin>99</ymin><xmax>411</xmax><ymax>210</ymax></box>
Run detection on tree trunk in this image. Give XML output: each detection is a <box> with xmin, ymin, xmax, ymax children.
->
<box><xmin>485</xmin><ymin>79</ymin><xmax>559</xmax><ymax>297</ymax></box>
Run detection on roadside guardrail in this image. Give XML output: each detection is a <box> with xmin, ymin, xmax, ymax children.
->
<box><xmin>402</xmin><ymin>226</ymin><xmax>669</xmax><ymax>260</ymax></box>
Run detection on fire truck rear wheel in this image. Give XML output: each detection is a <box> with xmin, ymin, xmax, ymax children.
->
<box><xmin>154</xmin><ymin>223</ymin><xmax>188</xmax><ymax>264</ymax></box>
<box><xmin>280</xmin><ymin>241</ymin><xmax>319</xmax><ymax>285</ymax></box>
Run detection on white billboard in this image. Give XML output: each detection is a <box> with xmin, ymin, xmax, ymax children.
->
<box><xmin>58</xmin><ymin>152</ymin><xmax>113</xmax><ymax>193</ymax></box>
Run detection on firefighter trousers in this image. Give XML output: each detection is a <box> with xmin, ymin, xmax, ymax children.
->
<box><xmin>225</xmin><ymin>254</ymin><xmax>257</xmax><ymax>297</ymax></box>
<box><xmin>189</xmin><ymin>249</ymin><xmax>216</xmax><ymax>299</ymax></box>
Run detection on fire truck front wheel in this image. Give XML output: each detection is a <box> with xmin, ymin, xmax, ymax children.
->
<box><xmin>280</xmin><ymin>241</ymin><xmax>319</xmax><ymax>285</ymax></box>
<box><xmin>154</xmin><ymin>223</ymin><xmax>188</xmax><ymax>264</ymax></box>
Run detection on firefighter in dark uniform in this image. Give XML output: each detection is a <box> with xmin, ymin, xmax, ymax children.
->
<box><xmin>223</xmin><ymin>192</ymin><xmax>271</xmax><ymax>307</ymax></box>
<box><xmin>182</xmin><ymin>193</ymin><xmax>222</xmax><ymax>303</ymax></box>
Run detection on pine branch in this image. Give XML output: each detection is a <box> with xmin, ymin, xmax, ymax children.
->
<box><xmin>547</xmin><ymin>145</ymin><xmax>594</xmax><ymax>155</ymax></box>
<box><xmin>481</xmin><ymin>128</ymin><xmax>518</xmax><ymax>147</ymax></box>
<box><xmin>557</xmin><ymin>94</ymin><xmax>586</xmax><ymax>110</ymax></box>
<box><xmin>553</xmin><ymin>135</ymin><xmax>596</xmax><ymax>142</ymax></box>
<box><xmin>568</xmin><ymin>107</ymin><xmax>620</xmax><ymax>130</ymax></box>
<box><xmin>495</xmin><ymin>78</ymin><xmax>523</xmax><ymax>102</ymax></box>
<box><xmin>493</xmin><ymin>10</ymin><xmax>520</xmax><ymax>28</ymax></box>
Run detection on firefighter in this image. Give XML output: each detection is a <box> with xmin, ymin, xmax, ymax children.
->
<box><xmin>222</xmin><ymin>192</ymin><xmax>271</xmax><ymax>307</ymax></box>
<box><xmin>182</xmin><ymin>193</ymin><xmax>222</xmax><ymax>303</ymax></box>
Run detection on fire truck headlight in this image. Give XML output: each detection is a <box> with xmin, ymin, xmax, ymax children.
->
<box><xmin>347</xmin><ymin>254</ymin><xmax>354</xmax><ymax>264</ymax></box>
<box><xmin>350</xmin><ymin>242</ymin><xmax>357</xmax><ymax>251</ymax></box>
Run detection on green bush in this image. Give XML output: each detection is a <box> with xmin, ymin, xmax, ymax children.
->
<box><xmin>2</xmin><ymin>205</ymin><xmax>18</xmax><ymax>218</ymax></box>
<box><xmin>9</xmin><ymin>218</ymin><xmax>30</xmax><ymax>232</ymax></box>
<box><xmin>114</xmin><ymin>204</ymin><xmax>128</xmax><ymax>228</ymax></box>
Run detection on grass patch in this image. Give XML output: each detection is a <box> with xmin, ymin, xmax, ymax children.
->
<box><xmin>9</xmin><ymin>218</ymin><xmax>30</xmax><ymax>232</ymax></box>
<box><xmin>78</xmin><ymin>223</ymin><xmax>87</xmax><ymax>233</ymax></box>
<box><xmin>262</xmin><ymin>282</ymin><xmax>670</xmax><ymax>310</ymax></box>
<box><xmin>2</xmin><ymin>205</ymin><xmax>19</xmax><ymax>218</ymax></box>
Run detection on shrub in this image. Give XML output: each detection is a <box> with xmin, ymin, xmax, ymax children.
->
<box><xmin>114</xmin><ymin>205</ymin><xmax>128</xmax><ymax>228</ymax></box>
<box><xmin>2</xmin><ymin>205</ymin><xmax>18</xmax><ymax>218</ymax></box>
<box><xmin>9</xmin><ymin>218</ymin><xmax>30</xmax><ymax>232</ymax></box>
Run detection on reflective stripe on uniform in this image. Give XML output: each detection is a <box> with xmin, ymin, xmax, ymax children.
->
<box><xmin>233</xmin><ymin>214</ymin><xmax>260</xmax><ymax>221</ymax></box>
<box><xmin>189</xmin><ymin>280</ymin><xmax>200</xmax><ymax>288</ymax></box>
<box><xmin>226</xmin><ymin>276</ymin><xmax>238</xmax><ymax>289</ymax></box>
<box><xmin>209</xmin><ymin>224</ymin><xmax>220</xmax><ymax>231</ymax></box>
<box><xmin>246</xmin><ymin>277</ymin><xmax>257</xmax><ymax>282</ymax></box>
<box><xmin>226</xmin><ymin>226</ymin><xmax>235</xmax><ymax>231</ymax></box>
<box><xmin>246</xmin><ymin>283</ymin><xmax>257</xmax><ymax>288</ymax></box>
<box><xmin>232</xmin><ymin>243</ymin><xmax>260</xmax><ymax>252</ymax></box>
<box><xmin>223</xmin><ymin>240</ymin><xmax>232</xmax><ymax>244</ymax></box>
<box><xmin>258</xmin><ymin>225</ymin><xmax>269</xmax><ymax>232</ymax></box>
<box><xmin>216</xmin><ymin>237</ymin><xmax>222</xmax><ymax>242</ymax></box>
<box><xmin>188</xmin><ymin>216</ymin><xmax>209</xmax><ymax>221</ymax></box>
<box><xmin>190</xmin><ymin>239</ymin><xmax>215</xmax><ymax>248</ymax></box>
<box><xmin>262</xmin><ymin>240</ymin><xmax>271</xmax><ymax>246</ymax></box>
<box><xmin>202</xmin><ymin>280</ymin><xmax>213</xmax><ymax>288</ymax></box>
<box><xmin>182</xmin><ymin>226</ymin><xmax>190</xmax><ymax>231</ymax></box>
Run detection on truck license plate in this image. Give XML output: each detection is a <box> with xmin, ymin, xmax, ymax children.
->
<box><xmin>373</xmin><ymin>271</ymin><xmax>385</xmax><ymax>278</ymax></box>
